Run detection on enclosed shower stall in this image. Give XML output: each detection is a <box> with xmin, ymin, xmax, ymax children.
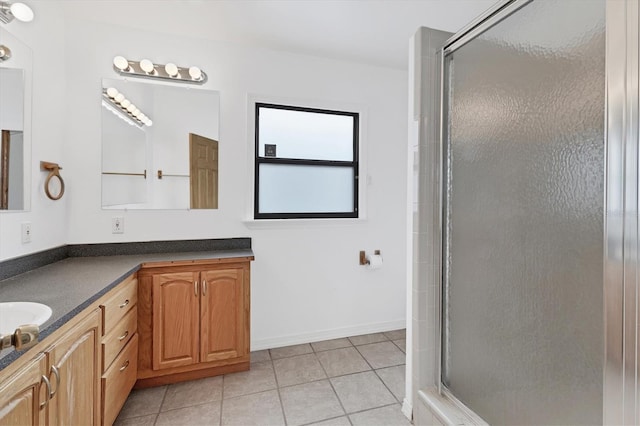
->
<box><xmin>410</xmin><ymin>0</ymin><xmax>640</xmax><ymax>424</ymax></box>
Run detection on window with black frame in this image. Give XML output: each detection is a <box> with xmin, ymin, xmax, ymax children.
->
<box><xmin>254</xmin><ymin>103</ymin><xmax>359</xmax><ymax>219</ymax></box>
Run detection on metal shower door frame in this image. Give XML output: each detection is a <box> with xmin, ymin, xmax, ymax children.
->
<box><xmin>431</xmin><ymin>0</ymin><xmax>637</xmax><ymax>423</ymax></box>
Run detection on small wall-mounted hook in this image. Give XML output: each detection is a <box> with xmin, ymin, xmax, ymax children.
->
<box><xmin>40</xmin><ymin>161</ymin><xmax>65</xmax><ymax>200</ymax></box>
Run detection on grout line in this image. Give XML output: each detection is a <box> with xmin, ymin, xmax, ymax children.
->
<box><xmin>353</xmin><ymin>343</ymin><xmax>376</xmax><ymax>371</ymax></box>
<box><xmin>373</xmin><ymin>367</ymin><xmax>402</xmax><ymax>404</ymax></box>
<box><xmin>299</xmin><ymin>413</ymin><xmax>352</xmax><ymax>426</ymax></box>
<box><xmin>315</xmin><ymin>350</ymin><xmax>349</xmax><ymax>423</ymax></box>
<box><xmin>155</xmin><ymin>385</ymin><xmax>169</xmax><ymax>419</ymax></box>
<box><xmin>347</xmin><ymin>401</ymin><xmax>402</xmax><ymax>417</ymax></box>
<box><xmin>219</xmin><ymin>374</ymin><xmax>225</xmax><ymax>425</ymax></box>
<box><xmin>271</xmin><ymin>358</ymin><xmax>288</xmax><ymax>426</ymax></box>
<box><xmin>276</xmin><ymin>386</ymin><xmax>288</xmax><ymax>425</ymax></box>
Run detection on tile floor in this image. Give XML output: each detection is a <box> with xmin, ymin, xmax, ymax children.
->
<box><xmin>115</xmin><ymin>329</ymin><xmax>409</xmax><ymax>426</ymax></box>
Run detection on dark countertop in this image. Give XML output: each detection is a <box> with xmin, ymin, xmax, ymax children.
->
<box><xmin>0</xmin><ymin>249</ymin><xmax>254</xmax><ymax>370</ymax></box>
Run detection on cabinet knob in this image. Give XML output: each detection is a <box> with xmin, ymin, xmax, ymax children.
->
<box><xmin>118</xmin><ymin>330</ymin><xmax>129</xmax><ymax>341</ymax></box>
<box><xmin>194</xmin><ymin>281</ymin><xmax>199</xmax><ymax>297</ymax></box>
<box><xmin>119</xmin><ymin>360</ymin><xmax>130</xmax><ymax>372</ymax></box>
<box><xmin>202</xmin><ymin>279</ymin><xmax>207</xmax><ymax>296</ymax></box>
<box><xmin>119</xmin><ymin>299</ymin><xmax>130</xmax><ymax>309</ymax></box>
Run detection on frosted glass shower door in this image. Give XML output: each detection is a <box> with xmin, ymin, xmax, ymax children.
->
<box><xmin>441</xmin><ymin>0</ymin><xmax>605</xmax><ymax>424</ymax></box>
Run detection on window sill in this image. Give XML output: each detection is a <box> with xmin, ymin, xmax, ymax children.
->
<box><xmin>242</xmin><ymin>217</ymin><xmax>367</xmax><ymax>230</ymax></box>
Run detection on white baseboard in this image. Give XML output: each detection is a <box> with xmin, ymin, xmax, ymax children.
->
<box><xmin>402</xmin><ymin>398</ymin><xmax>413</xmax><ymax>421</ymax></box>
<box><xmin>251</xmin><ymin>319</ymin><xmax>406</xmax><ymax>351</ymax></box>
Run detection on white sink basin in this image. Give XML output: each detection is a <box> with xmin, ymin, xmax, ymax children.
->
<box><xmin>0</xmin><ymin>302</ymin><xmax>52</xmax><ymax>335</ymax></box>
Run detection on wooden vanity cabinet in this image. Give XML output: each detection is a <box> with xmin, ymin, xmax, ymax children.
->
<box><xmin>46</xmin><ymin>309</ymin><xmax>101</xmax><ymax>426</ymax></box>
<box><xmin>100</xmin><ymin>274</ymin><xmax>138</xmax><ymax>426</ymax></box>
<box><xmin>136</xmin><ymin>258</ymin><xmax>251</xmax><ymax>387</ymax></box>
<box><xmin>0</xmin><ymin>354</ymin><xmax>47</xmax><ymax>425</ymax></box>
<box><xmin>0</xmin><ymin>275</ymin><xmax>137</xmax><ymax>426</ymax></box>
<box><xmin>0</xmin><ymin>308</ymin><xmax>101</xmax><ymax>426</ymax></box>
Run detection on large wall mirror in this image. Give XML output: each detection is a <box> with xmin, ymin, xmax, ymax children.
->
<box><xmin>101</xmin><ymin>78</ymin><xmax>219</xmax><ymax>210</ymax></box>
<box><xmin>0</xmin><ymin>28</ymin><xmax>32</xmax><ymax>211</ymax></box>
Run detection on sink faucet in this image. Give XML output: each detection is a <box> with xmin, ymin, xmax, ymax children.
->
<box><xmin>0</xmin><ymin>324</ymin><xmax>39</xmax><ymax>351</ymax></box>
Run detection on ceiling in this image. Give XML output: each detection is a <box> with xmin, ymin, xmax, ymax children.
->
<box><xmin>59</xmin><ymin>0</ymin><xmax>497</xmax><ymax>70</ymax></box>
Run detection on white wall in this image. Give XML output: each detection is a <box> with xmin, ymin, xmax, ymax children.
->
<box><xmin>0</xmin><ymin>2</ymin><xmax>68</xmax><ymax>260</ymax></box>
<box><xmin>1</xmin><ymin>10</ymin><xmax>408</xmax><ymax>349</ymax></box>
<box><xmin>59</xmin><ymin>19</ymin><xmax>409</xmax><ymax>347</ymax></box>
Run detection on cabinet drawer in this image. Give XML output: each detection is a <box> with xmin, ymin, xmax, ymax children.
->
<box><xmin>102</xmin><ymin>306</ymin><xmax>137</xmax><ymax>372</ymax></box>
<box><xmin>102</xmin><ymin>333</ymin><xmax>138</xmax><ymax>426</ymax></box>
<box><xmin>102</xmin><ymin>276</ymin><xmax>137</xmax><ymax>335</ymax></box>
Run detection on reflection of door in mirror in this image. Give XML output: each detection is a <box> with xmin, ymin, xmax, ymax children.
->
<box><xmin>190</xmin><ymin>133</ymin><xmax>218</xmax><ymax>209</ymax></box>
<box><xmin>0</xmin><ymin>66</ymin><xmax>25</xmax><ymax>211</ymax></box>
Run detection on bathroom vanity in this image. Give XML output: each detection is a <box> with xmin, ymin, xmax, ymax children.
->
<box><xmin>0</xmin><ymin>242</ymin><xmax>253</xmax><ymax>425</ymax></box>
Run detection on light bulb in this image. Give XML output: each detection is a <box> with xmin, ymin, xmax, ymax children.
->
<box><xmin>132</xmin><ymin>108</ymin><xmax>140</xmax><ymax>117</ymax></box>
<box><xmin>106</xmin><ymin>87</ymin><xmax>118</xmax><ymax>98</ymax></box>
<box><xmin>113</xmin><ymin>56</ymin><xmax>129</xmax><ymax>71</ymax></box>
<box><xmin>114</xmin><ymin>93</ymin><xmax>125</xmax><ymax>103</ymax></box>
<box><xmin>10</xmin><ymin>3</ymin><xmax>34</xmax><ymax>22</ymax></box>
<box><xmin>165</xmin><ymin>63</ymin><xmax>179</xmax><ymax>77</ymax></box>
<box><xmin>140</xmin><ymin>59</ymin><xmax>154</xmax><ymax>74</ymax></box>
<box><xmin>120</xmin><ymin>99</ymin><xmax>131</xmax><ymax>108</ymax></box>
<box><xmin>139</xmin><ymin>114</ymin><xmax>146</xmax><ymax>120</ymax></box>
<box><xmin>126</xmin><ymin>104</ymin><xmax>136</xmax><ymax>112</ymax></box>
<box><xmin>146</xmin><ymin>120</ymin><xmax>153</xmax><ymax>127</ymax></box>
<box><xmin>188</xmin><ymin>66</ymin><xmax>202</xmax><ymax>80</ymax></box>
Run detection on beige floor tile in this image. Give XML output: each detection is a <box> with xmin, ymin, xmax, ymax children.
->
<box><xmin>316</xmin><ymin>347</ymin><xmax>371</xmax><ymax>377</ymax></box>
<box><xmin>269</xmin><ymin>343</ymin><xmax>313</xmax><ymax>359</ymax></box>
<box><xmin>375</xmin><ymin>365</ymin><xmax>405</xmax><ymax>401</ymax></box>
<box><xmin>156</xmin><ymin>402</ymin><xmax>221</xmax><ymax>426</ymax></box>
<box><xmin>357</xmin><ymin>341</ymin><xmax>405</xmax><ymax>369</ymax></box>
<box><xmin>349</xmin><ymin>404</ymin><xmax>411</xmax><ymax>426</ymax></box>
<box><xmin>162</xmin><ymin>376</ymin><xmax>223</xmax><ymax>411</ymax></box>
<box><xmin>348</xmin><ymin>332</ymin><xmax>388</xmax><ymax>346</ymax></box>
<box><xmin>393</xmin><ymin>339</ymin><xmax>406</xmax><ymax>353</ymax></box>
<box><xmin>221</xmin><ymin>390</ymin><xmax>285</xmax><ymax>426</ymax></box>
<box><xmin>113</xmin><ymin>414</ymin><xmax>157</xmax><ymax>426</ymax></box>
<box><xmin>311</xmin><ymin>338</ymin><xmax>353</xmax><ymax>352</ymax></box>
<box><xmin>308</xmin><ymin>416</ymin><xmax>352</xmax><ymax>426</ymax></box>
<box><xmin>383</xmin><ymin>329</ymin><xmax>406</xmax><ymax>341</ymax></box>
<box><xmin>273</xmin><ymin>353</ymin><xmax>327</xmax><ymax>387</ymax></box>
<box><xmin>223</xmin><ymin>360</ymin><xmax>277</xmax><ymax>398</ymax></box>
<box><xmin>117</xmin><ymin>386</ymin><xmax>167</xmax><ymax>419</ymax></box>
<box><xmin>330</xmin><ymin>371</ymin><xmax>396</xmax><ymax>413</ymax></box>
<box><xmin>250</xmin><ymin>349</ymin><xmax>271</xmax><ymax>363</ymax></box>
<box><xmin>280</xmin><ymin>380</ymin><xmax>345</xmax><ymax>426</ymax></box>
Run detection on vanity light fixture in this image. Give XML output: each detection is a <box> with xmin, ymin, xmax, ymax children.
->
<box><xmin>101</xmin><ymin>87</ymin><xmax>153</xmax><ymax>129</ymax></box>
<box><xmin>0</xmin><ymin>1</ymin><xmax>34</xmax><ymax>24</ymax></box>
<box><xmin>112</xmin><ymin>55</ymin><xmax>207</xmax><ymax>85</ymax></box>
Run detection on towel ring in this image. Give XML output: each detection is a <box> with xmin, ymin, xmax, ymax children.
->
<box><xmin>40</xmin><ymin>161</ymin><xmax>65</xmax><ymax>201</ymax></box>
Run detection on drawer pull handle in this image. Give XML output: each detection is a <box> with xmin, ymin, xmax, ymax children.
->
<box><xmin>118</xmin><ymin>330</ymin><xmax>129</xmax><ymax>341</ymax></box>
<box><xmin>120</xmin><ymin>360</ymin><xmax>130</xmax><ymax>372</ymax></box>
<box><xmin>49</xmin><ymin>365</ymin><xmax>60</xmax><ymax>399</ymax></box>
<box><xmin>39</xmin><ymin>375</ymin><xmax>51</xmax><ymax>409</ymax></box>
<box><xmin>119</xmin><ymin>299</ymin><xmax>130</xmax><ymax>309</ymax></box>
<box><xmin>202</xmin><ymin>279</ymin><xmax>207</xmax><ymax>296</ymax></box>
<box><xmin>194</xmin><ymin>281</ymin><xmax>198</xmax><ymax>297</ymax></box>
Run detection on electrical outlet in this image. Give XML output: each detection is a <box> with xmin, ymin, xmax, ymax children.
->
<box><xmin>21</xmin><ymin>222</ymin><xmax>31</xmax><ymax>244</ymax></box>
<box><xmin>112</xmin><ymin>217</ymin><xmax>124</xmax><ymax>234</ymax></box>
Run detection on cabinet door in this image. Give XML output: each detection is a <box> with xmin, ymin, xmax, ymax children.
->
<box><xmin>152</xmin><ymin>271</ymin><xmax>200</xmax><ymax>370</ymax></box>
<box><xmin>47</xmin><ymin>309</ymin><xmax>101</xmax><ymax>426</ymax></box>
<box><xmin>0</xmin><ymin>354</ymin><xmax>47</xmax><ymax>426</ymax></box>
<box><xmin>200</xmin><ymin>267</ymin><xmax>247</xmax><ymax>362</ymax></box>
